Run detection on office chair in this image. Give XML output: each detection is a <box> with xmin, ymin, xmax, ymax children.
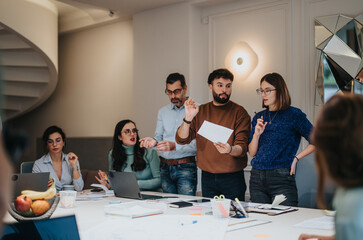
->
<box><xmin>20</xmin><ymin>161</ymin><xmax>34</xmax><ymax>174</ymax></box>
<box><xmin>295</xmin><ymin>153</ymin><xmax>335</xmax><ymax>209</ymax></box>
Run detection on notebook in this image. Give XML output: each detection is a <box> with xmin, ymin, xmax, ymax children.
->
<box><xmin>108</xmin><ymin>171</ymin><xmax>162</xmax><ymax>200</ymax></box>
<box><xmin>11</xmin><ymin>172</ymin><xmax>49</xmax><ymax>200</ymax></box>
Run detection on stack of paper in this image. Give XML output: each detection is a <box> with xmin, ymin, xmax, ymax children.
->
<box><xmin>104</xmin><ymin>202</ymin><xmax>165</xmax><ymax>218</ymax></box>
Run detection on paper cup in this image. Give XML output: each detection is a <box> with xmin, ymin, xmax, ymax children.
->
<box><xmin>59</xmin><ymin>191</ymin><xmax>76</xmax><ymax>208</ymax></box>
<box><xmin>211</xmin><ymin>198</ymin><xmax>231</xmax><ymax>218</ymax></box>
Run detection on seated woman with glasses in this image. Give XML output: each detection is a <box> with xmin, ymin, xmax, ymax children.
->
<box><xmin>299</xmin><ymin>94</ymin><xmax>363</xmax><ymax>240</ymax></box>
<box><xmin>32</xmin><ymin>126</ymin><xmax>84</xmax><ymax>192</ymax></box>
<box><xmin>248</xmin><ymin>73</ymin><xmax>315</xmax><ymax>206</ymax></box>
<box><xmin>96</xmin><ymin>119</ymin><xmax>161</xmax><ymax>191</ymax></box>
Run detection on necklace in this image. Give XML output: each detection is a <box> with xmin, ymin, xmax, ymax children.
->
<box><xmin>268</xmin><ymin>110</ymin><xmax>279</xmax><ymax>124</ymax></box>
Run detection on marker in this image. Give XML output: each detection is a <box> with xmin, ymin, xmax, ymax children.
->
<box><xmin>235</xmin><ymin>198</ymin><xmax>248</xmax><ymax>218</ymax></box>
<box><xmin>109</xmin><ymin>200</ymin><xmax>121</xmax><ymax>204</ymax></box>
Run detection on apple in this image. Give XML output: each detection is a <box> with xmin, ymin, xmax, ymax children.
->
<box><xmin>14</xmin><ymin>195</ymin><xmax>32</xmax><ymax>213</ymax></box>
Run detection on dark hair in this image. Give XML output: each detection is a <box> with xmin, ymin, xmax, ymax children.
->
<box><xmin>111</xmin><ymin>120</ymin><xmax>146</xmax><ymax>171</ymax></box>
<box><xmin>260</xmin><ymin>72</ymin><xmax>291</xmax><ymax>110</ymax></box>
<box><xmin>207</xmin><ymin>68</ymin><xmax>234</xmax><ymax>85</ymax></box>
<box><xmin>313</xmin><ymin>94</ymin><xmax>363</xmax><ymax>208</ymax></box>
<box><xmin>166</xmin><ymin>73</ymin><xmax>186</xmax><ymax>88</ymax></box>
<box><xmin>42</xmin><ymin>125</ymin><xmax>66</xmax><ymax>153</ymax></box>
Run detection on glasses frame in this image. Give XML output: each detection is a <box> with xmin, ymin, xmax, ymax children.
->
<box><xmin>165</xmin><ymin>88</ymin><xmax>183</xmax><ymax>96</ymax></box>
<box><xmin>122</xmin><ymin>128</ymin><xmax>139</xmax><ymax>136</ymax></box>
<box><xmin>256</xmin><ymin>88</ymin><xmax>276</xmax><ymax>95</ymax></box>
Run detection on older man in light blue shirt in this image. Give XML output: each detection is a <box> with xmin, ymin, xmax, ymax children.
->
<box><xmin>140</xmin><ymin>73</ymin><xmax>197</xmax><ymax>195</ymax></box>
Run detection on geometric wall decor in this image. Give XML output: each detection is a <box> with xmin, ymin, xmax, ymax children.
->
<box><xmin>315</xmin><ymin>13</ymin><xmax>363</xmax><ymax>104</ymax></box>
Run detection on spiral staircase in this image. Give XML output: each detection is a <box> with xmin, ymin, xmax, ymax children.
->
<box><xmin>0</xmin><ymin>0</ymin><xmax>58</xmax><ymax>121</ymax></box>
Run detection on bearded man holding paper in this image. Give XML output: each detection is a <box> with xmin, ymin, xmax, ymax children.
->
<box><xmin>175</xmin><ymin>68</ymin><xmax>251</xmax><ymax>200</ymax></box>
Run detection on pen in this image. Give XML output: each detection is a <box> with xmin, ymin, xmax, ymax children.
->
<box><xmin>103</xmin><ymin>174</ymin><xmax>110</xmax><ymax>184</ymax></box>
<box><xmin>235</xmin><ymin>198</ymin><xmax>248</xmax><ymax>218</ymax></box>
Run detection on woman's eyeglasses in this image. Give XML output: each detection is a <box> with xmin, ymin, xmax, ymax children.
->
<box><xmin>256</xmin><ymin>89</ymin><xmax>276</xmax><ymax>95</ymax></box>
<box><xmin>123</xmin><ymin>128</ymin><xmax>139</xmax><ymax>135</ymax></box>
<box><xmin>165</xmin><ymin>88</ymin><xmax>182</xmax><ymax>96</ymax></box>
<box><xmin>47</xmin><ymin>138</ymin><xmax>62</xmax><ymax>145</ymax></box>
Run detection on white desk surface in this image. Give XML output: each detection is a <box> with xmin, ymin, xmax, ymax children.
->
<box><xmin>4</xmin><ymin>191</ymin><xmax>334</xmax><ymax>240</ymax></box>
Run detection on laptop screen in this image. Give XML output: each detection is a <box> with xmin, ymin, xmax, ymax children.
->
<box><xmin>11</xmin><ymin>172</ymin><xmax>49</xmax><ymax>200</ymax></box>
<box><xmin>109</xmin><ymin>171</ymin><xmax>142</xmax><ymax>199</ymax></box>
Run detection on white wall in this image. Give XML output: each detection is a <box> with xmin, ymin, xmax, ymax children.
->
<box><xmin>8</xmin><ymin>20</ymin><xmax>133</xmax><ymax>163</ymax></box>
<box><xmin>133</xmin><ymin>3</ymin><xmax>199</xmax><ymax>138</ymax></box>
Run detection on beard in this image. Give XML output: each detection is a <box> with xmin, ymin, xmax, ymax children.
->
<box><xmin>212</xmin><ymin>90</ymin><xmax>230</xmax><ymax>104</ymax></box>
<box><xmin>170</xmin><ymin>96</ymin><xmax>184</xmax><ymax>107</ymax></box>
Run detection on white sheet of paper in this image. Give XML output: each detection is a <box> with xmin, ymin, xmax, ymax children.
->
<box><xmin>80</xmin><ymin>215</ymin><xmax>229</xmax><ymax>240</ymax></box>
<box><xmin>197</xmin><ymin>120</ymin><xmax>233</xmax><ymax>144</ymax></box>
<box><xmin>294</xmin><ymin>216</ymin><xmax>334</xmax><ymax>230</ymax></box>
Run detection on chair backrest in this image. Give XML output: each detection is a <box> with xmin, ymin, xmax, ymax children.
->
<box><xmin>20</xmin><ymin>161</ymin><xmax>34</xmax><ymax>174</ymax></box>
<box><xmin>295</xmin><ymin>153</ymin><xmax>336</xmax><ymax>209</ymax></box>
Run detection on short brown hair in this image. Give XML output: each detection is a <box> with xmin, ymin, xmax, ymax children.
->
<box><xmin>260</xmin><ymin>73</ymin><xmax>291</xmax><ymax>110</ymax></box>
<box><xmin>313</xmin><ymin>94</ymin><xmax>363</xmax><ymax>208</ymax></box>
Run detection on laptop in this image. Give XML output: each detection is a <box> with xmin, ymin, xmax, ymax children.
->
<box><xmin>108</xmin><ymin>171</ymin><xmax>164</xmax><ymax>200</ymax></box>
<box><xmin>11</xmin><ymin>172</ymin><xmax>49</xmax><ymax>200</ymax></box>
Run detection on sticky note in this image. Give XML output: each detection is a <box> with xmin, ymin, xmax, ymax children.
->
<box><xmin>253</xmin><ymin>234</ymin><xmax>271</xmax><ymax>238</ymax></box>
<box><xmin>189</xmin><ymin>207</ymin><xmax>202</xmax><ymax>211</ymax></box>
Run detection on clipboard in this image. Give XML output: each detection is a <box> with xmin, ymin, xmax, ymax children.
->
<box><xmin>246</xmin><ymin>206</ymin><xmax>298</xmax><ymax>216</ymax></box>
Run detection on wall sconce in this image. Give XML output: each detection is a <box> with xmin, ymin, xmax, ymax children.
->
<box><xmin>225</xmin><ymin>41</ymin><xmax>258</xmax><ymax>80</ymax></box>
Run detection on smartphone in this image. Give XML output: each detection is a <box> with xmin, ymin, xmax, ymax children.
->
<box><xmin>90</xmin><ymin>188</ymin><xmax>103</xmax><ymax>192</ymax></box>
<box><xmin>189</xmin><ymin>198</ymin><xmax>210</xmax><ymax>203</ymax></box>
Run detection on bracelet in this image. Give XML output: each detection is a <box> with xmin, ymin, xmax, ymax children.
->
<box><xmin>73</xmin><ymin>167</ymin><xmax>79</xmax><ymax>171</ymax></box>
<box><xmin>183</xmin><ymin>118</ymin><xmax>192</xmax><ymax>124</ymax></box>
<box><xmin>153</xmin><ymin>138</ymin><xmax>158</xmax><ymax>145</ymax></box>
<box><xmin>294</xmin><ymin>156</ymin><xmax>299</xmax><ymax>161</ymax></box>
<box><xmin>228</xmin><ymin>146</ymin><xmax>233</xmax><ymax>154</ymax></box>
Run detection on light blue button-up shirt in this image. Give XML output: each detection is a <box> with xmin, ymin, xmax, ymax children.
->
<box><xmin>32</xmin><ymin>153</ymin><xmax>84</xmax><ymax>192</ymax></box>
<box><xmin>154</xmin><ymin>103</ymin><xmax>196</xmax><ymax>159</ymax></box>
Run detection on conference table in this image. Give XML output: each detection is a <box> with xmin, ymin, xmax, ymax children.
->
<box><xmin>4</xmin><ymin>191</ymin><xmax>334</xmax><ymax>240</ymax></box>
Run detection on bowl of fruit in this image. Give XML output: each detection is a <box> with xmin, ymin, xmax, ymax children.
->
<box><xmin>9</xmin><ymin>180</ymin><xmax>59</xmax><ymax>222</ymax></box>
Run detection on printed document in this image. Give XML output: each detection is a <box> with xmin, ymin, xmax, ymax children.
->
<box><xmin>197</xmin><ymin>120</ymin><xmax>233</xmax><ymax>144</ymax></box>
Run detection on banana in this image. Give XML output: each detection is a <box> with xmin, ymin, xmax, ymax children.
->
<box><xmin>21</xmin><ymin>180</ymin><xmax>57</xmax><ymax>200</ymax></box>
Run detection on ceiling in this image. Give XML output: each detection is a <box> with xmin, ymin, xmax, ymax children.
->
<box><xmin>52</xmin><ymin>0</ymin><xmax>235</xmax><ymax>33</ymax></box>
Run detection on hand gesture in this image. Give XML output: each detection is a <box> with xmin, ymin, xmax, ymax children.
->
<box><xmin>298</xmin><ymin>234</ymin><xmax>334</xmax><ymax>240</ymax></box>
<box><xmin>139</xmin><ymin>137</ymin><xmax>157</xmax><ymax>148</ymax></box>
<box><xmin>157</xmin><ymin>141</ymin><xmax>176</xmax><ymax>152</ymax></box>
<box><xmin>184</xmin><ymin>98</ymin><xmax>199</xmax><ymax>121</ymax></box>
<box><xmin>47</xmin><ymin>178</ymin><xmax>55</xmax><ymax>189</ymax></box>
<box><xmin>68</xmin><ymin>152</ymin><xmax>78</xmax><ymax>169</ymax></box>
<box><xmin>95</xmin><ymin>170</ymin><xmax>111</xmax><ymax>189</ymax></box>
<box><xmin>290</xmin><ymin>157</ymin><xmax>298</xmax><ymax>175</ymax></box>
<box><xmin>254</xmin><ymin>116</ymin><xmax>267</xmax><ymax>136</ymax></box>
<box><xmin>213</xmin><ymin>142</ymin><xmax>232</xmax><ymax>154</ymax></box>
